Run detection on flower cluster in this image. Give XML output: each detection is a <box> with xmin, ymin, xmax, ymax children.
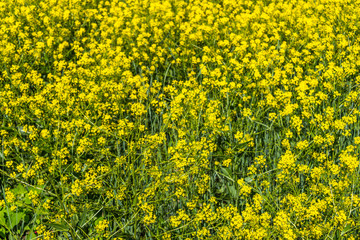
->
<box><xmin>1</xmin><ymin>0</ymin><xmax>360</xmax><ymax>239</ymax></box>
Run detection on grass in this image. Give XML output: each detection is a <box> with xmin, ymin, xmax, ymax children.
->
<box><xmin>1</xmin><ymin>0</ymin><xmax>360</xmax><ymax>239</ymax></box>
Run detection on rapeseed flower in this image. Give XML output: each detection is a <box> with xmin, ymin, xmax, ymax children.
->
<box><xmin>2</xmin><ymin>0</ymin><xmax>360</xmax><ymax>238</ymax></box>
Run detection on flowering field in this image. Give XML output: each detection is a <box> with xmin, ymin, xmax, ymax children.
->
<box><xmin>1</xmin><ymin>0</ymin><xmax>360</xmax><ymax>239</ymax></box>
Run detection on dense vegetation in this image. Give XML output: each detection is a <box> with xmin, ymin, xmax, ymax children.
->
<box><xmin>1</xmin><ymin>0</ymin><xmax>360</xmax><ymax>239</ymax></box>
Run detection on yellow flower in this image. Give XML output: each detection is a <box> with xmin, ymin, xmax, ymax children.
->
<box><xmin>296</xmin><ymin>140</ymin><xmax>309</xmax><ymax>150</ymax></box>
<box><xmin>222</xmin><ymin>159</ymin><xmax>232</xmax><ymax>167</ymax></box>
<box><xmin>16</xmin><ymin>163</ymin><xmax>25</xmax><ymax>173</ymax></box>
<box><xmin>95</xmin><ymin>219</ymin><xmax>109</xmax><ymax>232</ymax></box>
<box><xmin>242</xmin><ymin>108</ymin><xmax>252</xmax><ymax>117</ymax></box>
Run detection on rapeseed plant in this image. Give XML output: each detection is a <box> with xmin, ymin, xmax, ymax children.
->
<box><xmin>1</xmin><ymin>0</ymin><xmax>360</xmax><ymax>239</ymax></box>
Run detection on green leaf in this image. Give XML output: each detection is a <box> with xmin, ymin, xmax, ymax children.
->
<box><xmin>221</xmin><ymin>167</ymin><xmax>233</xmax><ymax>180</ymax></box>
<box><xmin>0</xmin><ymin>210</ymin><xmax>6</xmax><ymax>227</ymax></box>
<box><xmin>47</xmin><ymin>222</ymin><xmax>70</xmax><ymax>232</ymax></box>
<box><xmin>228</xmin><ymin>185</ymin><xmax>237</xmax><ymax>198</ymax></box>
<box><xmin>132</xmin><ymin>195</ymin><xmax>138</xmax><ymax>207</ymax></box>
<box><xmin>0</xmin><ymin>226</ymin><xmax>6</xmax><ymax>239</ymax></box>
<box><xmin>9</xmin><ymin>211</ymin><xmax>26</xmax><ymax>229</ymax></box>
<box><xmin>112</xmin><ymin>232</ymin><xmax>134</xmax><ymax>239</ymax></box>
<box><xmin>245</xmin><ymin>176</ymin><xmax>253</xmax><ymax>183</ymax></box>
<box><xmin>12</xmin><ymin>184</ymin><xmax>26</xmax><ymax>195</ymax></box>
<box><xmin>341</xmin><ymin>224</ymin><xmax>352</xmax><ymax>236</ymax></box>
<box><xmin>24</xmin><ymin>196</ymin><xmax>32</xmax><ymax>205</ymax></box>
<box><xmin>79</xmin><ymin>210</ymin><xmax>88</xmax><ymax>226</ymax></box>
<box><xmin>27</xmin><ymin>230</ymin><xmax>37</xmax><ymax>240</ymax></box>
